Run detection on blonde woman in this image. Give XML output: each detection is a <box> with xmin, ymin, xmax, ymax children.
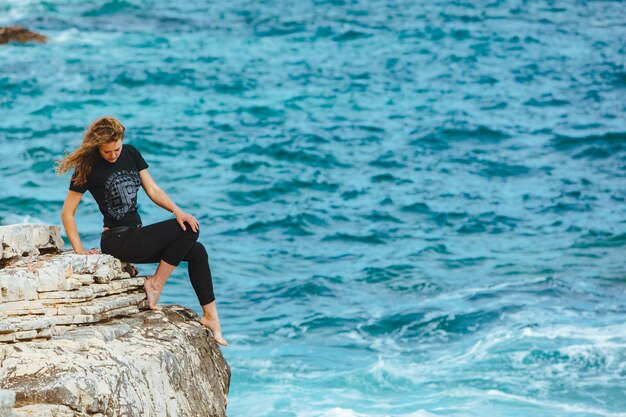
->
<box><xmin>55</xmin><ymin>116</ymin><xmax>227</xmax><ymax>346</ymax></box>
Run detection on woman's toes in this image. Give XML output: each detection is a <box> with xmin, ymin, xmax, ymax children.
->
<box><xmin>199</xmin><ymin>316</ymin><xmax>228</xmax><ymax>346</ymax></box>
<box><xmin>143</xmin><ymin>276</ymin><xmax>162</xmax><ymax>310</ymax></box>
<box><xmin>213</xmin><ymin>336</ymin><xmax>228</xmax><ymax>346</ymax></box>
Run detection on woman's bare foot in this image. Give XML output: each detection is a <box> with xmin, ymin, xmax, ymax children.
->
<box><xmin>199</xmin><ymin>315</ymin><xmax>228</xmax><ymax>346</ymax></box>
<box><xmin>143</xmin><ymin>275</ymin><xmax>163</xmax><ymax>311</ymax></box>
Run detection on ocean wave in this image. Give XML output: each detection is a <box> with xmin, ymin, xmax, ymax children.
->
<box><xmin>221</xmin><ymin>213</ymin><xmax>326</xmax><ymax>236</ymax></box>
<box><xmin>409</xmin><ymin>126</ymin><xmax>509</xmax><ymax>150</ymax></box>
<box><xmin>254</xmin><ymin>19</ymin><xmax>307</xmax><ymax>37</ymax></box>
<box><xmin>333</xmin><ymin>30</ymin><xmax>372</xmax><ymax>42</ymax></box>
<box><xmin>413</xmin><ymin>244</ymin><xmax>450</xmax><ymax>255</ymax></box>
<box><xmin>368</xmin><ymin>153</ymin><xmax>406</xmax><ymax>169</ymax></box>
<box><xmin>236</xmin><ymin>105</ymin><xmax>285</xmax><ymax>119</ymax></box>
<box><xmin>82</xmin><ymin>0</ymin><xmax>140</xmax><ymax>17</ymax></box>
<box><xmin>358</xmin><ymin>265</ymin><xmax>440</xmax><ymax>293</ymax></box>
<box><xmin>370</xmin><ymin>173</ymin><xmax>412</xmax><ymax>184</ymax></box>
<box><xmin>361</xmin><ymin>308</ymin><xmax>509</xmax><ymax>340</ymax></box>
<box><xmin>550</xmin><ymin>132</ymin><xmax>626</xmax><ymax>159</ymax></box>
<box><xmin>400</xmin><ymin>203</ymin><xmax>520</xmax><ymax>234</ymax></box>
<box><xmin>214</xmin><ymin>79</ymin><xmax>254</xmax><ymax>95</ymax></box>
<box><xmin>231</xmin><ymin>160</ymin><xmax>270</xmax><ymax>173</ymax></box>
<box><xmin>359</xmin><ymin>264</ymin><xmax>415</xmax><ymax>284</ymax></box>
<box><xmin>0</xmin><ymin>196</ymin><xmax>64</xmax><ymax>216</ymax></box>
<box><xmin>448</xmin><ymin>156</ymin><xmax>531</xmax><ymax>178</ymax></box>
<box><xmin>322</xmin><ymin>231</ymin><xmax>387</xmax><ymax>245</ymax></box>
<box><xmin>572</xmin><ymin>231</ymin><xmax>626</xmax><ymax>249</ymax></box>
<box><xmin>478</xmin><ymin>389</ymin><xmax>626</xmax><ymax>417</ymax></box>
<box><xmin>131</xmin><ymin>137</ymin><xmax>182</xmax><ymax>156</ymax></box>
<box><xmin>539</xmin><ymin>201</ymin><xmax>593</xmax><ymax>213</ymax></box>
<box><xmin>297</xmin><ymin>407</ymin><xmax>438</xmax><ymax>417</ymax></box>
<box><xmin>520</xmin><ymin>346</ymin><xmax>610</xmax><ymax>372</ymax></box>
<box><xmin>239</xmin><ymin>140</ymin><xmax>347</xmax><ymax>168</ymax></box>
<box><xmin>247</xmin><ymin>275</ymin><xmax>341</xmax><ymax>304</ymax></box>
<box><xmin>456</xmin><ymin>213</ymin><xmax>521</xmax><ymax>234</ymax></box>
<box><xmin>524</xmin><ymin>96</ymin><xmax>570</xmax><ymax>107</ymax></box>
<box><xmin>114</xmin><ymin>68</ymin><xmax>208</xmax><ymax>90</ymax></box>
<box><xmin>359</xmin><ymin>210</ymin><xmax>403</xmax><ymax>224</ymax></box>
<box><xmin>227</xmin><ymin>179</ymin><xmax>339</xmax><ymax>205</ymax></box>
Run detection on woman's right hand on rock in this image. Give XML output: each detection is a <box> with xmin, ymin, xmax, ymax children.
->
<box><xmin>75</xmin><ymin>248</ymin><xmax>99</xmax><ymax>255</ymax></box>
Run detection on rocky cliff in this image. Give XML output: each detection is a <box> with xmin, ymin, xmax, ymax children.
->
<box><xmin>0</xmin><ymin>224</ymin><xmax>230</xmax><ymax>417</ymax></box>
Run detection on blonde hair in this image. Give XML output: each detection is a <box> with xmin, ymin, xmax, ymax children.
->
<box><xmin>55</xmin><ymin>116</ymin><xmax>125</xmax><ymax>187</ymax></box>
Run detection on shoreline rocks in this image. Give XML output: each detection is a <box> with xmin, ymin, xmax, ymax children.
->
<box><xmin>0</xmin><ymin>26</ymin><xmax>47</xmax><ymax>45</ymax></box>
<box><xmin>0</xmin><ymin>224</ymin><xmax>230</xmax><ymax>417</ymax></box>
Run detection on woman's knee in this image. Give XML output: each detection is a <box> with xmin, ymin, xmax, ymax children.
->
<box><xmin>181</xmin><ymin>221</ymin><xmax>200</xmax><ymax>241</ymax></box>
<box><xmin>187</xmin><ymin>242</ymin><xmax>208</xmax><ymax>261</ymax></box>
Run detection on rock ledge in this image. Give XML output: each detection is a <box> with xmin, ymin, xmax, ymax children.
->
<box><xmin>0</xmin><ymin>224</ymin><xmax>230</xmax><ymax>417</ymax></box>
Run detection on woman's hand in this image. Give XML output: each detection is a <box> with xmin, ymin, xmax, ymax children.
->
<box><xmin>173</xmin><ymin>207</ymin><xmax>199</xmax><ymax>232</ymax></box>
<box><xmin>75</xmin><ymin>248</ymin><xmax>99</xmax><ymax>255</ymax></box>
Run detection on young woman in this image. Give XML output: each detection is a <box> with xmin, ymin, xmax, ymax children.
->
<box><xmin>55</xmin><ymin>116</ymin><xmax>227</xmax><ymax>346</ymax></box>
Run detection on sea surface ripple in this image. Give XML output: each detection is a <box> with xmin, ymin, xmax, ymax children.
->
<box><xmin>1</xmin><ymin>1</ymin><xmax>625</xmax><ymax>416</ymax></box>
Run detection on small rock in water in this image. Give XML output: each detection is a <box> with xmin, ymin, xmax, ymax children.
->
<box><xmin>0</xmin><ymin>26</ymin><xmax>47</xmax><ymax>45</ymax></box>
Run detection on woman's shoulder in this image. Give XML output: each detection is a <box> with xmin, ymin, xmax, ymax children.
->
<box><xmin>123</xmin><ymin>143</ymin><xmax>142</xmax><ymax>158</ymax></box>
<box><xmin>123</xmin><ymin>143</ymin><xmax>149</xmax><ymax>170</ymax></box>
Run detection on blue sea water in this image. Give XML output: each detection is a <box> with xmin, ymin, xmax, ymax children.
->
<box><xmin>1</xmin><ymin>0</ymin><xmax>625</xmax><ymax>415</ymax></box>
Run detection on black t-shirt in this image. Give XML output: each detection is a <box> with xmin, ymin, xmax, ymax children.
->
<box><xmin>69</xmin><ymin>144</ymin><xmax>149</xmax><ymax>228</ymax></box>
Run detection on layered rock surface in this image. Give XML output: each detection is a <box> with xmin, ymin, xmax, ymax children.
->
<box><xmin>0</xmin><ymin>224</ymin><xmax>230</xmax><ymax>417</ymax></box>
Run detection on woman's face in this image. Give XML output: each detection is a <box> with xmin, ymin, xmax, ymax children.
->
<box><xmin>98</xmin><ymin>139</ymin><xmax>123</xmax><ymax>163</ymax></box>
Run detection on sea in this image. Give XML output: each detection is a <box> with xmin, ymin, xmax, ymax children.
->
<box><xmin>1</xmin><ymin>1</ymin><xmax>625</xmax><ymax>416</ymax></box>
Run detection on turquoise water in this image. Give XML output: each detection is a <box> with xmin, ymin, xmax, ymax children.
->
<box><xmin>1</xmin><ymin>1</ymin><xmax>625</xmax><ymax>415</ymax></box>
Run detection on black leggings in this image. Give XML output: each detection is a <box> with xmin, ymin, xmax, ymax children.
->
<box><xmin>100</xmin><ymin>218</ymin><xmax>215</xmax><ymax>305</ymax></box>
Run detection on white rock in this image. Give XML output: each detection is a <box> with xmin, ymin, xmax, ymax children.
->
<box><xmin>0</xmin><ymin>224</ymin><xmax>63</xmax><ymax>260</ymax></box>
<box><xmin>14</xmin><ymin>330</ymin><xmax>37</xmax><ymax>341</ymax></box>
<box><xmin>71</xmin><ymin>274</ymin><xmax>94</xmax><ymax>285</ymax></box>
<box><xmin>0</xmin><ymin>300</ymin><xmax>44</xmax><ymax>317</ymax></box>
<box><xmin>0</xmin><ymin>316</ymin><xmax>55</xmax><ymax>333</ymax></box>
<box><xmin>38</xmin><ymin>287</ymin><xmax>95</xmax><ymax>302</ymax></box>
<box><xmin>61</xmin><ymin>254</ymin><xmax>123</xmax><ymax>284</ymax></box>
<box><xmin>0</xmin><ymin>224</ymin><xmax>230</xmax><ymax>415</ymax></box>
<box><xmin>0</xmin><ymin>389</ymin><xmax>15</xmax><ymax>417</ymax></box>
<box><xmin>1</xmin><ymin>307</ymin><xmax>229</xmax><ymax>417</ymax></box>
<box><xmin>33</xmin><ymin>263</ymin><xmax>67</xmax><ymax>292</ymax></box>
<box><xmin>0</xmin><ymin>333</ymin><xmax>15</xmax><ymax>343</ymax></box>
<box><xmin>61</xmin><ymin>278</ymin><xmax>82</xmax><ymax>291</ymax></box>
<box><xmin>14</xmin><ymin>404</ymin><xmax>74</xmax><ymax>417</ymax></box>
<box><xmin>0</xmin><ymin>271</ymin><xmax>37</xmax><ymax>302</ymax></box>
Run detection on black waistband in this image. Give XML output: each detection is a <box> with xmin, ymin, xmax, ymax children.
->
<box><xmin>101</xmin><ymin>224</ymin><xmax>141</xmax><ymax>239</ymax></box>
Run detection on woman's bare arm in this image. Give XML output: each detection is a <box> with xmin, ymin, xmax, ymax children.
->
<box><xmin>139</xmin><ymin>169</ymin><xmax>199</xmax><ymax>232</ymax></box>
<box><xmin>61</xmin><ymin>190</ymin><xmax>92</xmax><ymax>254</ymax></box>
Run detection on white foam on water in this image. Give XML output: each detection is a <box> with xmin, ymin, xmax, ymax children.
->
<box><xmin>52</xmin><ymin>28</ymin><xmax>83</xmax><ymax>45</ymax></box>
<box><xmin>370</xmin><ymin>334</ymin><xmax>403</xmax><ymax>352</ymax></box>
<box><xmin>428</xmin><ymin>275</ymin><xmax>553</xmax><ymax>306</ymax></box>
<box><xmin>0</xmin><ymin>0</ymin><xmax>35</xmax><ymax>25</ymax></box>
<box><xmin>50</xmin><ymin>28</ymin><xmax>120</xmax><ymax>48</ymax></box>
<box><xmin>319</xmin><ymin>408</ymin><xmax>361</xmax><ymax>417</ymax></box>
<box><xmin>521</xmin><ymin>323</ymin><xmax>626</xmax><ymax>344</ymax></box>
<box><xmin>482</xmin><ymin>389</ymin><xmax>626</xmax><ymax>417</ymax></box>
<box><xmin>365</xmin><ymin>354</ymin><xmax>441</xmax><ymax>386</ymax></box>
<box><xmin>432</xmin><ymin>327</ymin><xmax>517</xmax><ymax>365</ymax></box>
<box><xmin>1</xmin><ymin>214</ymin><xmax>46</xmax><ymax>225</ymax></box>
<box><xmin>296</xmin><ymin>407</ymin><xmax>438</xmax><ymax>417</ymax></box>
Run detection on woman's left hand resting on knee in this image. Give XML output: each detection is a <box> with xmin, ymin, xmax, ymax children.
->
<box><xmin>172</xmin><ymin>206</ymin><xmax>199</xmax><ymax>232</ymax></box>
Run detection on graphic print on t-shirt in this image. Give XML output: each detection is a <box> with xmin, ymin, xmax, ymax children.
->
<box><xmin>104</xmin><ymin>170</ymin><xmax>141</xmax><ymax>220</ymax></box>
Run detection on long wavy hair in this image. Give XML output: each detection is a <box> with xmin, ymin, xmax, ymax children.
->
<box><xmin>55</xmin><ymin>116</ymin><xmax>125</xmax><ymax>187</ymax></box>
